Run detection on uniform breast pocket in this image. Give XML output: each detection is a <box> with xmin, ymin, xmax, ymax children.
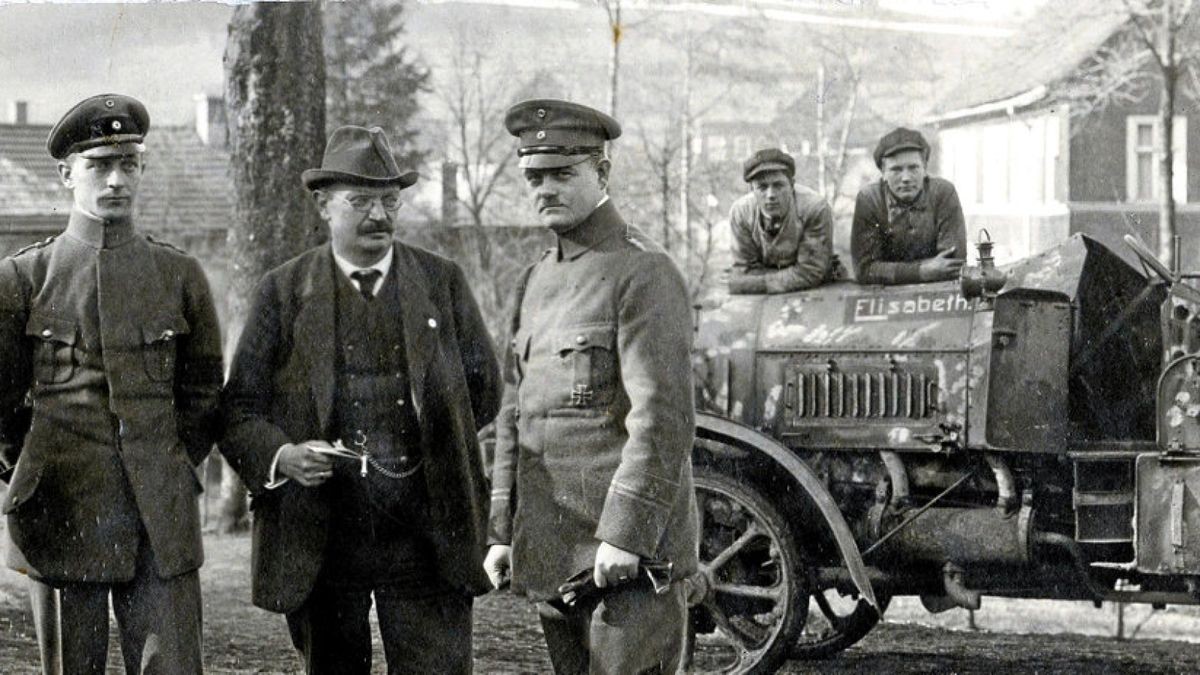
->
<box><xmin>142</xmin><ymin>317</ymin><xmax>190</xmax><ymax>383</ymax></box>
<box><xmin>555</xmin><ymin>325</ymin><xmax>618</xmax><ymax>409</ymax></box>
<box><xmin>25</xmin><ymin>312</ymin><xmax>79</xmax><ymax>385</ymax></box>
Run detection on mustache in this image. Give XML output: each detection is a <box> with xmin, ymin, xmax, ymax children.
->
<box><xmin>538</xmin><ymin>199</ymin><xmax>564</xmax><ymax>211</ymax></box>
<box><xmin>357</xmin><ymin>219</ymin><xmax>393</xmax><ymax>234</ymax></box>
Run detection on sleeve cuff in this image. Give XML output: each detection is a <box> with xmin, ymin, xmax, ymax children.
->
<box><xmin>264</xmin><ymin>445</ymin><xmax>290</xmax><ymax>490</ymax></box>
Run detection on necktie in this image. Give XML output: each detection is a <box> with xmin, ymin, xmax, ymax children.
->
<box><xmin>350</xmin><ymin>269</ymin><xmax>381</xmax><ymax>301</ymax></box>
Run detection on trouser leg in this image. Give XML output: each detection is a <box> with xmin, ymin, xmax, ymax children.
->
<box><xmin>28</xmin><ymin>577</ymin><xmax>61</xmax><ymax>675</ymax></box>
<box><xmin>57</xmin><ymin>582</ymin><xmax>111</xmax><ymax>675</ymax></box>
<box><xmin>285</xmin><ymin>584</ymin><xmax>373</xmax><ymax>675</ymax></box>
<box><xmin>110</xmin><ymin>541</ymin><xmax>203</xmax><ymax>675</ymax></box>
<box><xmin>376</xmin><ymin>588</ymin><xmax>473</xmax><ymax>675</ymax></box>
<box><xmin>588</xmin><ymin>582</ymin><xmax>687</xmax><ymax>675</ymax></box>
<box><xmin>537</xmin><ymin>601</ymin><xmax>590</xmax><ymax>675</ymax></box>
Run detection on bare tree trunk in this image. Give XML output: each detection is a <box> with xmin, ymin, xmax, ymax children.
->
<box><xmin>608</xmin><ymin>0</ymin><xmax>621</xmax><ymax>117</ymax></box>
<box><xmin>220</xmin><ymin>2</ymin><xmax>327</xmax><ymax>533</ymax></box>
<box><xmin>816</xmin><ymin>62</ymin><xmax>826</xmax><ymax>198</ymax></box>
<box><xmin>1158</xmin><ymin>0</ymin><xmax>1178</xmax><ymax>271</ymax></box>
<box><xmin>679</xmin><ymin>23</ymin><xmax>693</xmax><ymax>262</ymax></box>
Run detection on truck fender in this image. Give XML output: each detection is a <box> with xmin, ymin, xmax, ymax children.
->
<box><xmin>694</xmin><ymin>411</ymin><xmax>879</xmax><ymax>610</ymax></box>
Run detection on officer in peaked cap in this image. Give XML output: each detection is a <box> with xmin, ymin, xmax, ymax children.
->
<box><xmin>727</xmin><ymin>147</ymin><xmax>840</xmax><ymax>294</ymax></box>
<box><xmin>851</xmin><ymin>126</ymin><xmax>967</xmax><ymax>284</ymax></box>
<box><xmin>485</xmin><ymin>99</ymin><xmax>699</xmax><ymax>674</ymax></box>
<box><xmin>0</xmin><ymin>93</ymin><xmax>223</xmax><ymax>673</ymax></box>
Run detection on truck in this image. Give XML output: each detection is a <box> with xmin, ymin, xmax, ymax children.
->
<box><xmin>684</xmin><ymin>233</ymin><xmax>1200</xmax><ymax>673</ymax></box>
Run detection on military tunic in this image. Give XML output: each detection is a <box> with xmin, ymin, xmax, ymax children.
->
<box><xmin>0</xmin><ymin>210</ymin><xmax>223</xmax><ymax>583</ymax></box>
<box><xmin>850</xmin><ymin>176</ymin><xmax>967</xmax><ymax>285</ymax></box>
<box><xmin>488</xmin><ymin>199</ymin><xmax>699</xmax><ymax>601</ymax></box>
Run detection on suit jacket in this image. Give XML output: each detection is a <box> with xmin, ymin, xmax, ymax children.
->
<box><xmin>0</xmin><ymin>212</ymin><xmax>223</xmax><ymax>583</ymax></box>
<box><xmin>220</xmin><ymin>242</ymin><xmax>501</xmax><ymax>613</ymax></box>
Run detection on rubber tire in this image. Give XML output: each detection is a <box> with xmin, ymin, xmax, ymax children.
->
<box><xmin>691</xmin><ymin>467</ymin><xmax>809</xmax><ymax>674</ymax></box>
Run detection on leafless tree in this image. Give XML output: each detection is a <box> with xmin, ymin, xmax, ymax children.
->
<box><xmin>1056</xmin><ymin>0</ymin><xmax>1197</xmax><ymax>270</ymax></box>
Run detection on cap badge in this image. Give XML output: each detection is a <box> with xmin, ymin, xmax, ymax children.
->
<box><xmin>112</xmin><ymin>120</ymin><xmax>122</xmax><ymax>131</ymax></box>
<box><xmin>104</xmin><ymin>99</ymin><xmax>115</xmax><ymax>109</ymax></box>
<box><xmin>537</xmin><ymin>108</ymin><xmax>546</xmax><ymax>118</ymax></box>
<box><xmin>536</xmin><ymin>130</ymin><xmax>546</xmax><ymax>140</ymax></box>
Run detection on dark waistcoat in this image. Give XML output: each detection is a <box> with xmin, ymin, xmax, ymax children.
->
<box><xmin>322</xmin><ymin>266</ymin><xmax>436</xmax><ymax>591</ymax></box>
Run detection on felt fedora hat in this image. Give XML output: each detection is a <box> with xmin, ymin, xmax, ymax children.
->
<box><xmin>302</xmin><ymin>125</ymin><xmax>418</xmax><ymax>190</ymax></box>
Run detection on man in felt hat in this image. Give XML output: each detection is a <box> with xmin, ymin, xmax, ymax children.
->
<box><xmin>850</xmin><ymin>127</ymin><xmax>967</xmax><ymax>284</ymax></box>
<box><xmin>220</xmin><ymin>125</ymin><xmax>501</xmax><ymax>673</ymax></box>
<box><xmin>0</xmin><ymin>93</ymin><xmax>223</xmax><ymax>672</ymax></box>
<box><xmin>483</xmin><ymin>99</ymin><xmax>698</xmax><ymax>674</ymax></box>
<box><xmin>727</xmin><ymin>147</ymin><xmax>840</xmax><ymax>294</ymax></box>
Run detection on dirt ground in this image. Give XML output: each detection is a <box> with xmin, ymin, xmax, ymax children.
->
<box><xmin>2</xmin><ymin>534</ymin><xmax>1200</xmax><ymax>673</ymax></box>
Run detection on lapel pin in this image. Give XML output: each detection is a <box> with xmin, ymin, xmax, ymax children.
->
<box><xmin>428</xmin><ymin>318</ymin><xmax>438</xmax><ymax>329</ymax></box>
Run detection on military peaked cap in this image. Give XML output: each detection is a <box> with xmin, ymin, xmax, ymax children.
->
<box><xmin>302</xmin><ymin>125</ymin><xmax>418</xmax><ymax>191</ymax></box>
<box><xmin>873</xmin><ymin>127</ymin><xmax>930</xmax><ymax>169</ymax></box>
<box><xmin>505</xmin><ymin>99</ymin><xmax>621</xmax><ymax>169</ymax></box>
<box><xmin>47</xmin><ymin>94</ymin><xmax>150</xmax><ymax>160</ymax></box>
<box><xmin>743</xmin><ymin>148</ymin><xmax>795</xmax><ymax>183</ymax></box>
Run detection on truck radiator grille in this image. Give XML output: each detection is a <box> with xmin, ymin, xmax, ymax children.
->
<box><xmin>791</xmin><ymin>370</ymin><xmax>938</xmax><ymax>419</ymax></box>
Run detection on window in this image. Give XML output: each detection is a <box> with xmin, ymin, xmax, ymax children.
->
<box><xmin>1126</xmin><ymin>115</ymin><xmax>1187</xmax><ymax>203</ymax></box>
<box><xmin>707</xmin><ymin>135</ymin><xmax>727</xmax><ymax>162</ymax></box>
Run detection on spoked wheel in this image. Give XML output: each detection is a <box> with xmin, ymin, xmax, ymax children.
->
<box><xmin>789</xmin><ymin>578</ymin><xmax>886</xmax><ymax>660</ymax></box>
<box><xmin>687</xmin><ymin>468</ymin><xmax>806</xmax><ymax>674</ymax></box>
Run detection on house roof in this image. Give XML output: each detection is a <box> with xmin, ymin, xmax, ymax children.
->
<box><xmin>930</xmin><ymin>1</ymin><xmax>1131</xmax><ymax>120</ymax></box>
<box><xmin>0</xmin><ymin>123</ymin><xmax>231</xmax><ymax>234</ymax></box>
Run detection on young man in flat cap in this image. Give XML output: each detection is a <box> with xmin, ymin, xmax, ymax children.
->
<box><xmin>0</xmin><ymin>94</ymin><xmax>223</xmax><ymax>673</ymax></box>
<box><xmin>483</xmin><ymin>99</ymin><xmax>698</xmax><ymax>674</ymax></box>
<box><xmin>728</xmin><ymin>147</ymin><xmax>838</xmax><ymax>294</ymax></box>
<box><xmin>850</xmin><ymin>127</ymin><xmax>967</xmax><ymax>285</ymax></box>
<box><xmin>220</xmin><ymin>125</ymin><xmax>500</xmax><ymax>674</ymax></box>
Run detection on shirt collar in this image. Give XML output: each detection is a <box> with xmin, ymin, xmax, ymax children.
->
<box><xmin>556</xmin><ymin>196</ymin><xmax>623</xmax><ymax>261</ymax></box>
<box><xmin>64</xmin><ymin>208</ymin><xmax>137</xmax><ymax>250</ymax></box>
<box><xmin>332</xmin><ymin>245</ymin><xmax>394</xmax><ymax>291</ymax></box>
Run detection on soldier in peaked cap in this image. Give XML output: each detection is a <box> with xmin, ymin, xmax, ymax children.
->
<box><xmin>0</xmin><ymin>93</ymin><xmax>223</xmax><ymax>672</ymax></box>
<box><xmin>484</xmin><ymin>99</ymin><xmax>699</xmax><ymax>674</ymax></box>
<box><xmin>850</xmin><ymin>126</ymin><xmax>967</xmax><ymax>284</ymax></box>
<box><xmin>727</xmin><ymin>147</ymin><xmax>841</xmax><ymax>294</ymax></box>
<box><xmin>220</xmin><ymin>125</ymin><xmax>500</xmax><ymax>673</ymax></box>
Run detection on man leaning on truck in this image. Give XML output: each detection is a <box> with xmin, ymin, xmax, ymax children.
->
<box><xmin>727</xmin><ymin>148</ymin><xmax>839</xmax><ymax>294</ymax></box>
<box><xmin>850</xmin><ymin>127</ymin><xmax>967</xmax><ymax>285</ymax></box>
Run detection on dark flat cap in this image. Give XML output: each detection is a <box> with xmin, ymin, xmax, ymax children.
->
<box><xmin>873</xmin><ymin>127</ymin><xmax>930</xmax><ymax>169</ymax></box>
<box><xmin>743</xmin><ymin>148</ymin><xmax>795</xmax><ymax>182</ymax></box>
<box><xmin>47</xmin><ymin>94</ymin><xmax>149</xmax><ymax>160</ymax></box>
<box><xmin>505</xmin><ymin>99</ymin><xmax>621</xmax><ymax>169</ymax></box>
<box><xmin>302</xmin><ymin>125</ymin><xmax>418</xmax><ymax>191</ymax></box>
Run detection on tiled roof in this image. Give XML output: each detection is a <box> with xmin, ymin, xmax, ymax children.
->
<box><xmin>0</xmin><ymin>123</ymin><xmax>231</xmax><ymax>234</ymax></box>
<box><xmin>932</xmin><ymin>1</ymin><xmax>1131</xmax><ymax>117</ymax></box>
<box><xmin>134</xmin><ymin>126</ymin><xmax>232</xmax><ymax>233</ymax></box>
<box><xmin>0</xmin><ymin>124</ymin><xmax>64</xmax><ymax>216</ymax></box>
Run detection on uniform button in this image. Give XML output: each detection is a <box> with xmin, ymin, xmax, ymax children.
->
<box><xmin>397</xmin><ymin>398</ymin><xmax>406</xmax><ymax>407</ymax></box>
<box><xmin>427</xmin><ymin>318</ymin><xmax>438</xmax><ymax>329</ymax></box>
<box><xmin>347</xmin><ymin>345</ymin><xmax>355</xmax><ymax>352</ymax></box>
<box><xmin>575</xmin><ymin>334</ymin><xmax>587</xmax><ymax>345</ymax></box>
<box><xmin>393</xmin><ymin>345</ymin><xmax>401</xmax><ymax>351</ymax></box>
<box><xmin>353</xmin><ymin>401</ymin><xmax>361</xmax><ymax>407</ymax></box>
<box><xmin>164</xmin><ymin>329</ymin><xmax>175</xmax><ymax>338</ymax></box>
<box><xmin>40</xmin><ymin>329</ymin><xmax>52</xmax><ymax>338</ymax></box>
<box><xmin>399</xmin><ymin>455</ymin><xmax>410</xmax><ymax>463</ymax></box>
